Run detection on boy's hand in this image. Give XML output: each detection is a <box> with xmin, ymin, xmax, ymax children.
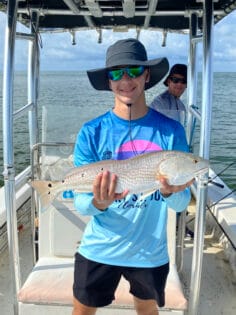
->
<box><xmin>160</xmin><ymin>178</ymin><xmax>194</xmax><ymax>198</ymax></box>
<box><xmin>92</xmin><ymin>171</ymin><xmax>129</xmax><ymax>210</ymax></box>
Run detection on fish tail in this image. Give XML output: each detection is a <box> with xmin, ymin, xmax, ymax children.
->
<box><xmin>30</xmin><ymin>180</ymin><xmax>58</xmax><ymax>209</ymax></box>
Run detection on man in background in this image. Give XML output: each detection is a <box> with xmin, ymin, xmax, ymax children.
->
<box><xmin>150</xmin><ymin>64</ymin><xmax>187</xmax><ymax>126</ymax></box>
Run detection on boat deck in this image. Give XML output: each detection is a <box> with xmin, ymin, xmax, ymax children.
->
<box><xmin>1</xmin><ymin>211</ymin><xmax>236</xmax><ymax>315</ymax></box>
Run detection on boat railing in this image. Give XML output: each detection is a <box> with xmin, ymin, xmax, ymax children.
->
<box><xmin>31</xmin><ymin>142</ymin><xmax>75</xmax><ymax>180</ymax></box>
<box><xmin>185</xmin><ymin>2</ymin><xmax>213</xmax><ymax>314</ymax></box>
<box><xmin>13</xmin><ymin>102</ymin><xmax>34</xmax><ymax>120</ymax></box>
<box><xmin>2</xmin><ymin>2</ymin><xmax>40</xmax><ymax>313</ymax></box>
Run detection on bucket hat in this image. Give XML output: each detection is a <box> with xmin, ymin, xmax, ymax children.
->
<box><xmin>87</xmin><ymin>38</ymin><xmax>169</xmax><ymax>91</ymax></box>
<box><xmin>163</xmin><ymin>64</ymin><xmax>187</xmax><ymax>86</ymax></box>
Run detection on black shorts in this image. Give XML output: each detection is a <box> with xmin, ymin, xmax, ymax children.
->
<box><xmin>73</xmin><ymin>252</ymin><xmax>169</xmax><ymax>308</ymax></box>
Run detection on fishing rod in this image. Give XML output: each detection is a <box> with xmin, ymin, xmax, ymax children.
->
<box><xmin>208</xmin><ymin>161</ymin><xmax>236</xmax><ymax>188</ymax></box>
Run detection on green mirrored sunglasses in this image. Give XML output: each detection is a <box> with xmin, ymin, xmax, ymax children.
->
<box><xmin>108</xmin><ymin>66</ymin><xmax>145</xmax><ymax>81</ymax></box>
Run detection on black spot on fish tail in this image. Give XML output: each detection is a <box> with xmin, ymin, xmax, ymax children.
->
<box><xmin>30</xmin><ymin>180</ymin><xmax>59</xmax><ymax>210</ymax></box>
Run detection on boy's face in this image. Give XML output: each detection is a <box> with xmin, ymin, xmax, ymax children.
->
<box><xmin>108</xmin><ymin>66</ymin><xmax>150</xmax><ymax>106</ymax></box>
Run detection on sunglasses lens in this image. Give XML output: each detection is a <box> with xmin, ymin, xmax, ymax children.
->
<box><xmin>108</xmin><ymin>66</ymin><xmax>145</xmax><ymax>81</ymax></box>
<box><xmin>127</xmin><ymin>66</ymin><xmax>145</xmax><ymax>78</ymax></box>
<box><xmin>108</xmin><ymin>69</ymin><xmax>123</xmax><ymax>81</ymax></box>
<box><xmin>170</xmin><ymin>77</ymin><xmax>186</xmax><ymax>84</ymax></box>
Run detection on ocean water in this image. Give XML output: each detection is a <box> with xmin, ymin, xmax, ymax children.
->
<box><xmin>0</xmin><ymin>71</ymin><xmax>236</xmax><ymax>189</ymax></box>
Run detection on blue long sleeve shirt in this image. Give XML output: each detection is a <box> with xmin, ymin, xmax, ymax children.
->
<box><xmin>73</xmin><ymin>108</ymin><xmax>191</xmax><ymax>267</ymax></box>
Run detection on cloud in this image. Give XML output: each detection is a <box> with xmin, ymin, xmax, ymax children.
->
<box><xmin>38</xmin><ymin>29</ymin><xmax>189</xmax><ymax>70</ymax></box>
<box><xmin>0</xmin><ymin>10</ymin><xmax>236</xmax><ymax>71</ymax></box>
<box><xmin>212</xmin><ymin>10</ymin><xmax>236</xmax><ymax>69</ymax></box>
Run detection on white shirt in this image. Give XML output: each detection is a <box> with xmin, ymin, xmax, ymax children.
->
<box><xmin>150</xmin><ymin>90</ymin><xmax>186</xmax><ymax>126</ymax></box>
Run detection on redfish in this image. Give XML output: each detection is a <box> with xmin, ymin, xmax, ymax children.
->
<box><xmin>31</xmin><ymin>150</ymin><xmax>209</xmax><ymax>209</ymax></box>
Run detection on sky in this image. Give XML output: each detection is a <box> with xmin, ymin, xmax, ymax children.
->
<box><xmin>0</xmin><ymin>10</ymin><xmax>236</xmax><ymax>72</ymax></box>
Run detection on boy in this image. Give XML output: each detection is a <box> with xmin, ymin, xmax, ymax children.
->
<box><xmin>73</xmin><ymin>38</ymin><xmax>192</xmax><ymax>315</ymax></box>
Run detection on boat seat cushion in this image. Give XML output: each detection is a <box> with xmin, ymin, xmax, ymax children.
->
<box><xmin>18</xmin><ymin>257</ymin><xmax>187</xmax><ymax>310</ymax></box>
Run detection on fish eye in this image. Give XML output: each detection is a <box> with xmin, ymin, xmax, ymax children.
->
<box><xmin>48</xmin><ymin>183</ymin><xmax>52</xmax><ymax>187</ymax></box>
<box><xmin>194</xmin><ymin>159</ymin><xmax>198</xmax><ymax>164</ymax></box>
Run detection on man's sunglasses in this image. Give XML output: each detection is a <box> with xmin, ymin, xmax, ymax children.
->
<box><xmin>108</xmin><ymin>66</ymin><xmax>146</xmax><ymax>81</ymax></box>
<box><xmin>169</xmin><ymin>76</ymin><xmax>187</xmax><ymax>84</ymax></box>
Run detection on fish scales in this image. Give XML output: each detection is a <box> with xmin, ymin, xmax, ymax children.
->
<box><xmin>64</xmin><ymin>152</ymin><xmax>163</xmax><ymax>194</ymax></box>
<box><xmin>31</xmin><ymin>150</ymin><xmax>209</xmax><ymax>209</ymax></box>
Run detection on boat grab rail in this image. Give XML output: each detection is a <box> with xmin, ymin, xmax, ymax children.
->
<box><xmin>15</xmin><ymin>166</ymin><xmax>31</xmax><ymax>191</ymax></box>
<box><xmin>16</xmin><ymin>32</ymin><xmax>35</xmax><ymax>41</ymax></box>
<box><xmin>31</xmin><ymin>142</ymin><xmax>75</xmax><ymax>180</ymax></box>
<box><xmin>189</xmin><ymin>104</ymin><xmax>201</xmax><ymax>121</ymax></box>
<box><xmin>13</xmin><ymin>102</ymin><xmax>34</xmax><ymax>120</ymax></box>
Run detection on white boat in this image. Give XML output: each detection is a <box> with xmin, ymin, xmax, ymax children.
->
<box><xmin>0</xmin><ymin>1</ymin><xmax>236</xmax><ymax>315</ymax></box>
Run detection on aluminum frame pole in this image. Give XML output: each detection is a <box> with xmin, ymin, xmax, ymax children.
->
<box><xmin>188</xmin><ymin>1</ymin><xmax>213</xmax><ymax>314</ymax></box>
<box><xmin>188</xmin><ymin>174</ymin><xmax>208</xmax><ymax>315</ymax></box>
<box><xmin>200</xmin><ymin>1</ymin><xmax>214</xmax><ymax>160</ymax></box>
<box><xmin>27</xmin><ymin>10</ymin><xmax>40</xmax><ymax>264</ymax></box>
<box><xmin>28</xmin><ymin>11</ymin><xmax>40</xmax><ymax>149</ymax></box>
<box><xmin>2</xmin><ymin>1</ymin><xmax>20</xmax><ymax>314</ymax></box>
<box><xmin>176</xmin><ymin>12</ymin><xmax>199</xmax><ymax>273</ymax></box>
<box><xmin>186</xmin><ymin>13</ymin><xmax>199</xmax><ymax>150</ymax></box>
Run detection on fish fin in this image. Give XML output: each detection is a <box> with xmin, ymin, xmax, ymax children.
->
<box><xmin>31</xmin><ymin>180</ymin><xmax>58</xmax><ymax>210</ymax></box>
